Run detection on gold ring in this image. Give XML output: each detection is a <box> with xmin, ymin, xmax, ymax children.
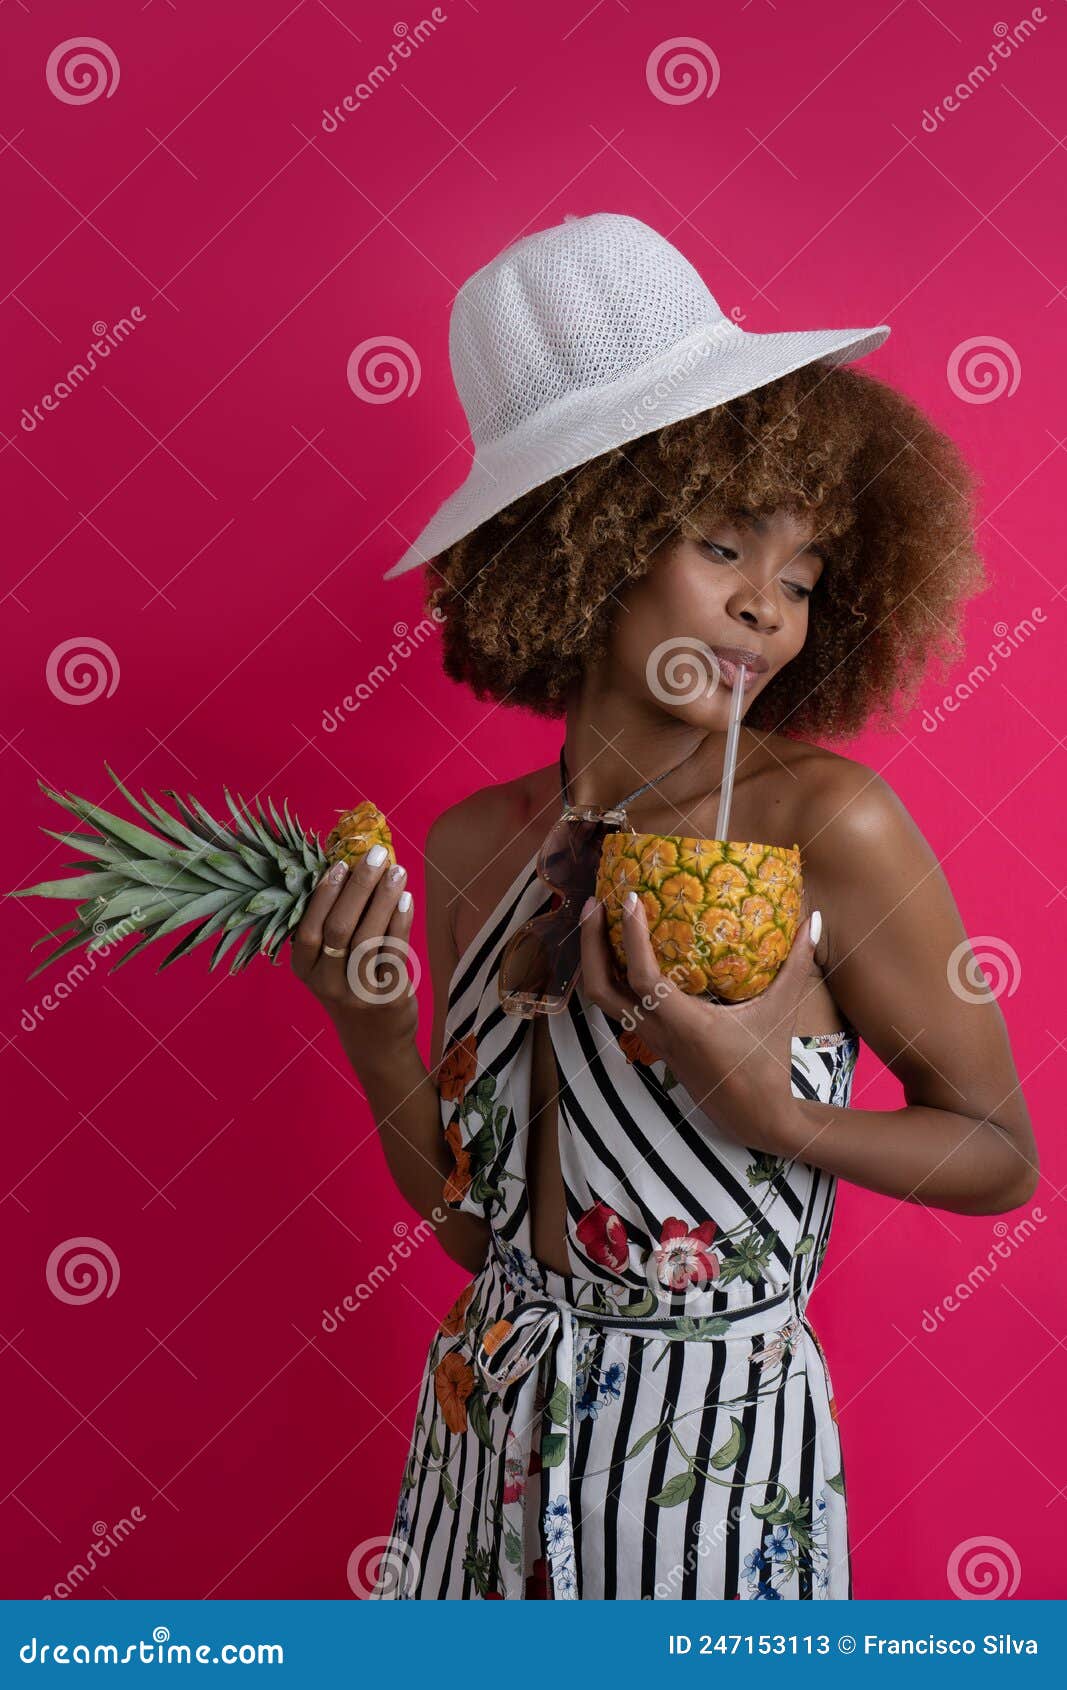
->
<box><xmin>321</xmin><ymin>944</ymin><xmax>348</xmax><ymax>958</ymax></box>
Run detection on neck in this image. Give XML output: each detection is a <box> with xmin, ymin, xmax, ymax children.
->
<box><xmin>560</xmin><ymin>676</ymin><xmax>726</xmax><ymax>811</ymax></box>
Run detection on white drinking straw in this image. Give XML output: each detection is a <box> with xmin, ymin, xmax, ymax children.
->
<box><xmin>714</xmin><ymin>665</ymin><xmax>747</xmax><ymax>840</ymax></box>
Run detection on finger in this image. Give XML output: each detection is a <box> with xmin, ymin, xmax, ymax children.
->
<box><xmin>617</xmin><ymin>889</ymin><xmax>673</xmax><ymax>1000</ymax></box>
<box><xmin>775</xmin><ymin>910</ymin><xmax>822</xmax><ymax>992</ymax></box>
<box><xmin>579</xmin><ymin>897</ymin><xmax>639</xmax><ymax>1020</ymax></box>
<box><xmin>347</xmin><ymin>860</ymin><xmax>409</xmax><ymax>949</ymax></box>
<box><xmin>320</xmin><ymin>851</ymin><xmax>408</xmax><ymax>988</ymax></box>
<box><xmin>291</xmin><ymin>859</ymin><xmax>353</xmax><ymax>975</ymax></box>
<box><xmin>292</xmin><ymin>844</ymin><xmax>393</xmax><ymax>985</ymax></box>
<box><xmin>381</xmin><ymin>887</ymin><xmax>417</xmax><ymax>1002</ymax></box>
<box><xmin>346</xmin><ymin>890</ymin><xmax>417</xmax><ymax>1006</ymax></box>
<box><xmin>337</xmin><ymin>861</ymin><xmax>412</xmax><ymax>993</ymax></box>
<box><xmin>737</xmin><ymin>909</ymin><xmax>821</xmax><ymax>1030</ymax></box>
<box><xmin>385</xmin><ymin>885</ymin><xmax>414</xmax><ymax>938</ymax></box>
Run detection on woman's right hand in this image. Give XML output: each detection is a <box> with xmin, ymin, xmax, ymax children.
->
<box><xmin>291</xmin><ymin>844</ymin><xmax>418</xmax><ymax>1039</ymax></box>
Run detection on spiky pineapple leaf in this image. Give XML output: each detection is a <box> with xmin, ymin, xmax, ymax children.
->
<box><xmin>38</xmin><ymin>782</ymin><xmax>180</xmax><ymax>864</ymax></box>
<box><xmin>10</xmin><ymin>765</ymin><xmax>357</xmax><ymax>983</ymax></box>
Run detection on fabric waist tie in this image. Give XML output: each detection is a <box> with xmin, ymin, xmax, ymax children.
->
<box><xmin>472</xmin><ymin>1228</ymin><xmax>809</xmax><ymax>1600</ymax></box>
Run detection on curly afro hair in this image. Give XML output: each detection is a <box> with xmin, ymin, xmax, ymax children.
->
<box><xmin>421</xmin><ymin>361</ymin><xmax>988</xmax><ymax>741</ymax></box>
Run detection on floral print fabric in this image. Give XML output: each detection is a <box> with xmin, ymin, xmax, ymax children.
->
<box><xmin>370</xmin><ymin>851</ymin><xmax>858</xmax><ymax>1600</ymax></box>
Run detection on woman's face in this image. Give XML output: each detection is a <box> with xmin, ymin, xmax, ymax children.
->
<box><xmin>605</xmin><ymin>506</ymin><xmax>826</xmax><ymax>723</ymax></box>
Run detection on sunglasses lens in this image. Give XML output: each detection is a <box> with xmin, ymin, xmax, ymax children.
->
<box><xmin>538</xmin><ymin>815</ymin><xmax>612</xmax><ymax>895</ymax></box>
<box><xmin>501</xmin><ymin>807</ymin><xmax>627</xmax><ymax>1015</ymax></box>
<box><xmin>500</xmin><ymin>911</ymin><xmax>582</xmax><ymax>1012</ymax></box>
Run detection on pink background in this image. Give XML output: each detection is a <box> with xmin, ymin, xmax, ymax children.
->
<box><xmin>2</xmin><ymin>0</ymin><xmax>1064</xmax><ymax>1601</ymax></box>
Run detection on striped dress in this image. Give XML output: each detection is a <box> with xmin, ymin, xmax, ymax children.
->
<box><xmin>369</xmin><ymin>849</ymin><xmax>858</xmax><ymax>1601</ymax></box>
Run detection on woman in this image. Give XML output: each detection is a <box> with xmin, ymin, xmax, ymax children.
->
<box><xmin>293</xmin><ymin>215</ymin><xmax>1038</xmax><ymax>1600</ymax></box>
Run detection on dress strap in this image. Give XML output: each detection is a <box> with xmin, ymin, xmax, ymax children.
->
<box><xmin>558</xmin><ymin>741</ymin><xmax>706</xmax><ymax>815</ymax></box>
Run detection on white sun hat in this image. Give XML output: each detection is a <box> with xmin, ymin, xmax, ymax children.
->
<box><xmin>382</xmin><ymin>211</ymin><xmax>889</xmax><ymax>580</ymax></box>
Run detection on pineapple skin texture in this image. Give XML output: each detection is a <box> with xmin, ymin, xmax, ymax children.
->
<box><xmin>594</xmin><ymin>832</ymin><xmax>803</xmax><ymax>1003</ymax></box>
<box><xmin>323</xmin><ymin>803</ymin><xmax>396</xmax><ymax>870</ymax></box>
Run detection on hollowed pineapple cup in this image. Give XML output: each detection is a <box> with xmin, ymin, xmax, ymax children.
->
<box><xmin>594</xmin><ymin>832</ymin><xmax>803</xmax><ymax>1004</ymax></box>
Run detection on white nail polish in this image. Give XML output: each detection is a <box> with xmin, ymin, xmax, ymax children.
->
<box><xmin>397</xmin><ymin>890</ymin><xmax>412</xmax><ymax>913</ymax></box>
<box><xmin>810</xmin><ymin>908</ymin><xmax>822</xmax><ymax>946</ymax></box>
<box><xmin>623</xmin><ymin>891</ymin><xmax>637</xmax><ymax>912</ymax></box>
<box><xmin>366</xmin><ymin>844</ymin><xmax>388</xmax><ymax>868</ymax></box>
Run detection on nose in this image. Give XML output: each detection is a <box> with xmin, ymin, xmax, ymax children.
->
<box><xmin>726</xmin><ymin>578</ymin><xmax>781</xmax><ymax>633</ymax></box>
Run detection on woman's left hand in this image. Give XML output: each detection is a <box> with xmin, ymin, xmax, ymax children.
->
<box><xmin>579</xmin><ymin>891</ymin><xmax>821</xmax><ymax>1156</ymax></box>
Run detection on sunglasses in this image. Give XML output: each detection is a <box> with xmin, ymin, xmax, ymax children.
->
<box><xmin>498</xmin><ymin>804</ymin><xmax>630</xmax><ymax>1017</ymax></box>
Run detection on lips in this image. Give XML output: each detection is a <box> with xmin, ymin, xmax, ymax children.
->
<box><xmin>710</xmin><ymin>646</ymin><xmax>768</xmax><ymax>688</ymax></box>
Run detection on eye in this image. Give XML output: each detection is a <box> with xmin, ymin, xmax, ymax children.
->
<box><xmin>700</xmin><ymin>540</ymin><xmax>815</xmax><ymax>601</ymax></box>
<box><xmin>699</xmin><ymin>540</ymin><xmax>738</xmax><ymax>562</ymax></box>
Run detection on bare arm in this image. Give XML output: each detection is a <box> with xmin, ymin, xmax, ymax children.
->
<box><xmin>582</xmin><ymin>761</ymin><xmax>1039</xmax><ymax>1219</ymax></box>
<box><xmin>780</xmin><ymin>766</ymin><xmax>1039</xmax><ymax>1214</ymax></box>
<box><xmin>294</xmin><ymin>810</ymin><xmax>490</xmax><ymax>1273</ymax></box>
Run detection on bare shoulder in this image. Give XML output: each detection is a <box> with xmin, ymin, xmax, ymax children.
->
<box><xmin>425</xmin><ymin>769</ymin><xmax>535</xmax><ymax>871</ymax></box>
<box><xmin>757</xmin><ymin>734</ymin><xmax>920</xmax><ymax>857</ymax></box>
<box><xmin>747</xmin><ymin>735</ymin><xmax>944</xmax><ymax>970</ymax></box>
<box><xmin>424</xmin><ymin>766</ymin><xmax>549</xmax><ymax>935</ymax></box>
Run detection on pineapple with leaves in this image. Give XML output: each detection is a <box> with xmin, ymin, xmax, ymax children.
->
<box><xmin>8</xmin><ymin>763</ymin><xmax>395</xmax><ymax>981</ymax></box>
